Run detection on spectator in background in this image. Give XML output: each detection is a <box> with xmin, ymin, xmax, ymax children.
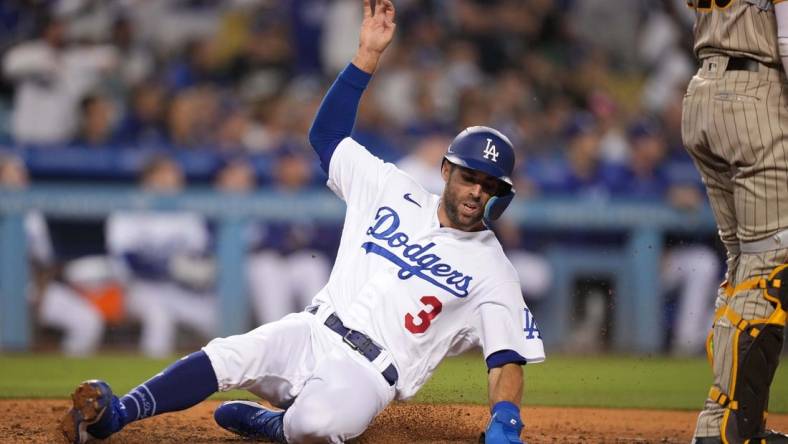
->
<box><xmin>113</xmin><ymin>81</ymin><xmax>169</xmax><ymax>148</ymax></box>
<box><xmin>569</xmin><ymin>0</ymin><xmax>641</xmax><ymax>72</ymax></box>
<box><xmin>402</xmin><ymin>67</ymin><xmax>455</xmax><ymax>137</ymax></box>
<box><xmin>256</xmin><ymin>147</ymin><xmax>332</xmax><ymax>321</ymax></box>
<box><xmin>215</xmin><ymin>156</ymin><xmax>256</xmax><ymax>194</ymax></box>
<box><xmin>495</xmin><ymin>215</ymin><xmax>554</xmax><ymax>303</ymax></box>
<box><xmin>0</xmin><ymin>154</ymin><xmax>111</xmax><ymax>356</ymax></box>
<box><xmin>242</xmin><ymin>7</ymin><xmax>293</xmax><ymax>79</ymax></box>
<box><xmin>97</xmin><ymin>14</ymin><xmax>157</xmax><ymax>116</ymax></box>
<box><xmin>524</xmin><ymin>95</ymin><xmax>574</xmax><ymax>158</ymax></box>
<box><xmin>2</xmin><ymin>15</ymin><xmax>117</xmax><ymax>145</ymax></box>
<box><xmin>0</xmin><ymin>2</ymin><xmax>48</xmax><ymax>54</ymax></box>
<box><xmin>588</xmin><ymin>90</ymin><xmax>628</xmax><ymax>164</ymax></box>
<box><xmin>614</xmin><ymin>121</ymin><xmax>720</xmax><ymax>355</ymax></box>
<box><xmin>109</xmin><ymin>16</ymin><xmax>155</xmax><ymax>92</ymax></box>
<box><xmin>636</xmin><ymin>1</ymin><xmax>694</xmax><ymax>115</ymax></box>
<box><xmin>165</xmin><ymin>38</ymin><xmax>227</xmax><ymax>92</ymax></box>
<box><xmin>443</xmin><ymin>39</ymin><xmax>484</xmax><ymax>93</ymax></box>
<box><xmin>525</xmin><ymin>112</ymin><xmax>625</xmax><ymax>200</ymax></box>
<box><xmin>453</xmin><ymin>0</ymin><xmax>509</xmax><ymax>74</ymax></box>
<box><xmin>166</xmin><ymin>86</ymin><xmax>220</xmax><ymax>149</ymax></box>
<box><xmin>106</xmin><ymin>154</ymin><xmax>217</xmax><ymax>357</ymax></box>
<box><xmin>289</xmin><ymin>0</ymin><xmax>327</xmax><ymax>77</ymax></box>
<box><xmin>320</xmin><ymin>0</ymin><xmax>362</xmax><ymax>76</ymax></box>
<box><xmin>350</xmin><ymin>88</ymin><xmax>402</xmax><ymax>162</ymax></box>
<box><xmin>219</xmin><ymin>149</ymin><xmax>331</xmax><ymax>325</ymax></box>
<box><xmin>396</xmin><ymin>132</ymin><xmax>453</xmax><ymax>195</ymax></box>
<box><xmin>0</xmin><ymin>0</ymin><xmax>728</xmax><ymax>358</ymax></box>
<box><xmin>71</xmin><ymin>93</ymin><xmax>116</xmax><ymax>147</ymax></box>
<box><xmin>522</xmin><ymin>113</ymin><xmax>626</xmax><ymax>352</ymax></box>
<box><xmin>373</xmin><ymin>44</ymin><xmax>421</xmax><ymax>129</ymax></box>
<box><xmin>215</xmin><ymin>107</ymin><xmax>254</xmax><ymax>152</ymax></box>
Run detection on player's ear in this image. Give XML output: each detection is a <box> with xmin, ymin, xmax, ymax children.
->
<box><xmin>441</xmin><ymin>159</ymin><xmax>451</xmax><ymax>183</ymax></box>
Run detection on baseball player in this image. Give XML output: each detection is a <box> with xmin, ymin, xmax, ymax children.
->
<box><xmin>682</xmin><ymin>0</ymin><xmax>788</xmax><ymax>442</ymax></box>
<box><xmin>106</xmin><ymin>155</ymin><xmax>217</xmax><ymax>357</ymax></box>
<box><xmin>58</xmin><ymin>1</ymin><xmax>544</xmax><ymax>443</ymax></box>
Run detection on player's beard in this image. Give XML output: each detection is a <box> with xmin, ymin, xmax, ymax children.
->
<box><xmin>442</xmin><ymin>181</ymin><xmax>484</xmax><ymax>231</ymax></box>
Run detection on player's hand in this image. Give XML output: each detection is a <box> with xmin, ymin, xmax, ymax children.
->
<box><xmin>358</xmin><ymin>0</ymin><xmax>396</xmax><ymax>57</ymax></box>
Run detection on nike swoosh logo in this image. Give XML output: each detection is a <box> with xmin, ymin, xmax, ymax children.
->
<box><xmin>403</xmin><ymin>193</ymin><xmax>421</xmax><ymax>207</ymax></box>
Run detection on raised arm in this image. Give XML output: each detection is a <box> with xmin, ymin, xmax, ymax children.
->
<box><xmin>2</xmin><ymin>43</ymin><xmax>56</xmax><ymax>81</ymax></box>
<box><xmin>308</xmin><ymin>0</ymin><xmax>396</xmax><ymax>173</ymax></box>
<box><xmin>484</xmin><ymin>363</ymin><xmax>525</xmax><ymax>444</ymax></box>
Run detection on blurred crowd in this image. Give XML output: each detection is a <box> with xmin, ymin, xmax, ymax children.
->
<box><xmin>1</xmin><ymin>0</ymin><xmax>699</xmax><ymax>188</ymax></box>
<box><xmin>0</xmin><ymin>0</ymin><xmax>723</xmax><ymax>356</ymax></box>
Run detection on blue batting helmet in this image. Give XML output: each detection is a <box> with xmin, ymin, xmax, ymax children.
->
<box><xmin>443</xmin><ymin>126</ymin><xmax>516</xmax><ymax>224</ymax></box>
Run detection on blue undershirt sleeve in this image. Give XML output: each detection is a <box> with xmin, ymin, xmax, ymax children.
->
<box><xmin>308</xmin><ymin>63</ymin><xmax>372</xmax><ymax>173</ymax></box>
<box><xmin>486</xmin><ymin>349</ymin><xmax>527</xmax><ymax>370</ymax></box>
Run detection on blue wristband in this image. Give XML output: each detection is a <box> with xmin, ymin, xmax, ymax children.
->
<box><xmin>485</xmin><ymin>401</ymin><xmax>523</xmax><ymax>444</ymax></box>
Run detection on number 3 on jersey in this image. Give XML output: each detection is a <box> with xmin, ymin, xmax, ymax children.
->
<box><xmin>405</xmin><ymin>296</ymin><xmax>442</xmax><ymax>334</ymax></box>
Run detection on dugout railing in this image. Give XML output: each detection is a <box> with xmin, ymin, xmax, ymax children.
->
<box><xmin>0</xmin><ymin>186</ymin><xmax>717</xmax><ymax>354</ymax></box>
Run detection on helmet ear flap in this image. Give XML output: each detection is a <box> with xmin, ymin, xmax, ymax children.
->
<box><xmin>483</xmin><ymin>192</ymin><xmax>514</xmax><ymax>225</ymax></box>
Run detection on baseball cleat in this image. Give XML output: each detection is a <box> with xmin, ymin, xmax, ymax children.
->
<box><xmin>214</xmin><ymin>400</ymin><xmax>287</xmax><ymax>443</ymax></box>
<box><xmin>757</xmin><ymin>430</ymin><xmax>788</xmax><ymax>443</ymax></box>
<box><xmin>691</xmin><ymin>438</ymin><xmax>721</xmax><ymax>444</ymax></box>
<box><xmin>59</xmin><ymin>380</ymin><xmax>123</xmax><ymax>443</ymax></box>
<box><xmin>691</xmin><ymin>430</ymin><xmax>788</xmax><ymax>444</ymax></box>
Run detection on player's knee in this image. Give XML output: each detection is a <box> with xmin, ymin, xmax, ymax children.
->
<box><xmin>286</xmin><ymin>403</ymin><xmax>366</xmax><ymax>443</ymax></box>
<box><xmin>286</xmin><ymin>413</ymin><xmax>334</xmax><ymax>443</ymax></box>
<box><xmin>81</xmin><ymin>312</ymin><xmax>105</xmax><ymax>343</ymax></box>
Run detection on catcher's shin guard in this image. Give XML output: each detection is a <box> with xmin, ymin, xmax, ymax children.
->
<box><xmin>710</xmin><ymin>265</ymin><xmax>788</xmax><ymax>443</ymax></box>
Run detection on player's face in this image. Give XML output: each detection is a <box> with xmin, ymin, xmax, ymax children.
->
<box><xmin>440</xmin><ymin>163</ymin><xmax>499</xmax><ymax>231</ymax></box>
<box><xmin>0</xmin><ymin>160</ymin><xmax>29</xmax><ymax>189</ymax></box>
<box><xmin>144</xmin><ymin>161</ymin><xmax>184</xmax><ymax>193</ymax></box>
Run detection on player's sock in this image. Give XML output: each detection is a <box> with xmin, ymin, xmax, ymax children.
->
<box><xmin>120</xmin><ymin>350</ymin><xmax>219</xmax><ymax>425</ymax></box>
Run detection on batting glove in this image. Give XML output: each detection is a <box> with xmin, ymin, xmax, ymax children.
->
<box><xmin>484</xmin><ymin>401</ymin><xmax>524</xmax><ymax>444</ymax></box>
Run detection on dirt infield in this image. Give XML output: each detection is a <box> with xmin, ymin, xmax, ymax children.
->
<box><xmin>3</xmin><ymin>400</ymin><xmax>787</xmax><ymax>443</ymax></box>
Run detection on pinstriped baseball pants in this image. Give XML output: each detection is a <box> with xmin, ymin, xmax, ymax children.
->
<box><xmin>682</xmin><ymin>55</ymin><xmax>788</xmax><ymax>439</ymax></box>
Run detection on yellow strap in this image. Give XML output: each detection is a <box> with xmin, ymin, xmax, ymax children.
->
<box><xmin>705</xmin><ymin>327</ymin><xmax>714</xmax><ymax>367</ymax></box>
<box><xmin>768</xmin><ymin>307</ymin><xmax>787</xmax><ymax>327</ymax></box>
<box><xmin>767</xmin><ymin>264</ymin><xmax>788</xmax><ymax>280</ymax></box>
<box><xmin>709</xmin><ymin>386</ymin><xmax>738</xmax><ymax>410</ymax></box>
<box><xmin>707</xmin><ymin>266</ymin><xmax>788</xmax><ymax>369</ymax></box>
<box><xmin>723</xmin><ymin>263</ymin><xmax>788</xmax><ymax>299</ymax></box>
<box><xmin>723</xmin><ymin>277</ymin><xmax>763</xmax><ymax>298</ymax></box>
<box><xmin>723</xmin><ymin>281</ymin><xmax>734</xmax><ymax>298</ymax></box>
<box><xmin>711</xmin><ymin>305</ymin><xmax>785</xmax><ymax>332</ymax></box>
<box><xmin>712</xmin><ymin>306</ymin><xmax>753</xmax><ymax>333</ymax></box>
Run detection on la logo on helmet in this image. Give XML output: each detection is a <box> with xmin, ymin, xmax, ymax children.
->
<box><xmin>482</xmin><ymin>138</ymin><xmax>499</xmax><ymax>162</ymax></box>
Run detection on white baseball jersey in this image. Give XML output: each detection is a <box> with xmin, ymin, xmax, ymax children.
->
<box><xmin>106</xmin><ymin>211</ymin><xmax>209</xmax><ymax>267</ymax></box>
<box><xmin>312</xmin><ymin>137</ymin><xmax>545</xmax><ymax>400</ymax></box>
<box><xmin>107</xmin><ymin>211</ymin><xmax>217</xmax><ymax>357</ymax></box>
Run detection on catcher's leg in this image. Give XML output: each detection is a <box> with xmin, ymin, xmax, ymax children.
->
<box><xmin>697</xmin><ymin>258</ymin><xmax>788</xmax><ymax>443</ymax></box>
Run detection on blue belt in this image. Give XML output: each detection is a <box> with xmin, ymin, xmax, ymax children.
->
<box><xmin>310</xmin><ymin>308</ymin><xmax>398</xmax><ymax>386</ymax></box>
